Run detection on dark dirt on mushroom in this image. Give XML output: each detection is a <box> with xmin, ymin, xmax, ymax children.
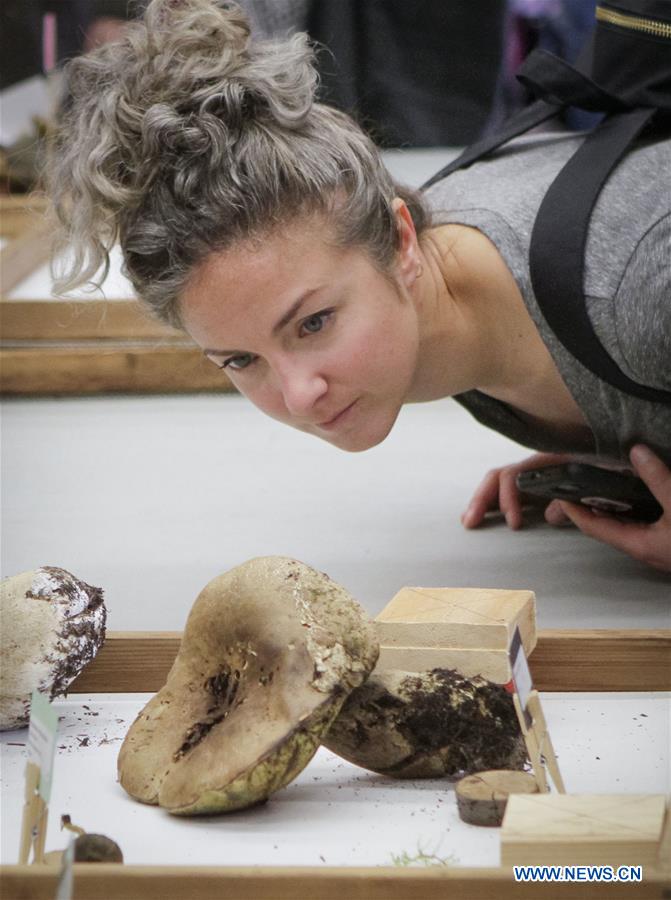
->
<box><xmin>173</xmin><ymin>664</ymin><xmax>245</xmax><ymax>761</ymax></box>
<box><xmin>323</xmin><ymin>667</ymin><xmax>527</xmax><ymax>778</ymax></box>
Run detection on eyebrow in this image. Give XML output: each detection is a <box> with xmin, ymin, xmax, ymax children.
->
<box><xmin>203</xmin><ymin>288</ymin><xmax>321</xmax><ymax>356</ymax></box>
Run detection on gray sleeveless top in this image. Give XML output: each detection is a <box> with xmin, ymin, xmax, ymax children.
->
<box><xmin>423</xmin><ymin>132</ymin><xmax>671</xmax><ymax>466</ymax></box>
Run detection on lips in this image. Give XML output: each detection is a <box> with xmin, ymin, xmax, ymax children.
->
<box><xmin>316</xmin><ymin>400</ymin><xmax>357</xmax><ymax>429</ymax></box>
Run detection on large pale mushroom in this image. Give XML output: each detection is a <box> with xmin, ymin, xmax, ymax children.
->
<box><xmin>117</xmin><ymin>557</ymin><xmax>379</xmax><ymax>815</ymax></box>
<box><xmin>0</xmin><ymin>567</ymin><xmax>106</xmax><ymax>730</ymax></box>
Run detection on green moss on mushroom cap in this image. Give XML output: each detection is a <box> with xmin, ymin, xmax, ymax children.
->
<box><xmin>322</xmin><ymin>668</ymin><xmax>527</xmax><ymax>778</ymax></box>
<box><xmin>117</xmin><ymin>557</ymin><xmax>378</xmax><ymax>815</ymax></box>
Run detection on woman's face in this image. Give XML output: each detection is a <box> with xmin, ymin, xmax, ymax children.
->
<box><xmin>180</xmin><ymin>215</ymin><xmax>421</xmax><ymax>452</ymax></box>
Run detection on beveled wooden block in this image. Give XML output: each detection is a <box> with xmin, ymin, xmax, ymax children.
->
<box><xmin>501</xmin><ymin>794</ymin><xmax>668</xmax><ymax>867</ymax></box>
<box><xmin>375</xmin><ymin>587</ymin><xmax>536</xmax><ymax>655</ymax></box>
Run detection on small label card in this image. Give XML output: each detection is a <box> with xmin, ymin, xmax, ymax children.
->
<box><xmin>27</xmin><ymin>690</ymin><xmax>59</xmax><ymax>802</ymax></box>
<box><xmin>56</xmin><ymin>839</ymin><xmax>75</xmax><ymax>900</ymax></box>
<box><xmin>509</xmin><ymin>626</ymin><xmax>533</xmax><ymax>714</ymax></box>
<box><xmin>507</xmin><ymin>627</ymin><xmax>565</xmax><ymax>793</ymax></box>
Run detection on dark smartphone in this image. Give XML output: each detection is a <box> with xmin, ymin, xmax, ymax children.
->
<box><xmin>516</xmin><ymin>463</ymin><xmax>663</xmax><ymax>523</ymax></box>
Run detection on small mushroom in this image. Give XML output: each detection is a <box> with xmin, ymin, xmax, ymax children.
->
<box><xmin>73</xmin><ymin>834</ymin><xmax>124</xmax><ymax>863</ymax></box>
<box><xmin>322</xmin><ymin>668</ymin><xmax>527</xmax><ymax>778</ymax></box>
<box><xmin>117</xmin><ymin>557</ymin><xmax>379</xmax><ymax>815</ymax></box>
<box><xmin>0</xmin><ymin>568</ymin><xmax>106</xmax><ymax>730</ymax></box>
<box><xmin>44</xmin><ymin>817</ymin><xmax>124</xmax><ymax>866</ymax></box>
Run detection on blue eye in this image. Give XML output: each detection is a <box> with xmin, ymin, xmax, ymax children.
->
<box><xmin>223</xmin><ymin>353</ymin><xmax>255</xmax><ymax>371</ymax></box>
<box><xmin>300</xmin><ymin>310</ymin><xmax>332</xmax><ymax>336</ymax></box>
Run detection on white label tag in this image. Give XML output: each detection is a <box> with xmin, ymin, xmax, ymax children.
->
<box><xmin>509</xmin><ymin>626</ymin><xmax>533</xmax><ymax>712</ymax></box>
<box><xmin>27</xmin><ymin>691</ymin><xmax>59</xmax><ymax>802</ymax></box>
<box><xmin>55</xmin><ymin>839</ymin><xmax>75</xmax><ymax>900</ymax></box>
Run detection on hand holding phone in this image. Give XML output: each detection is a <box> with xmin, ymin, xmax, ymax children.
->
<box><xmin>516</xmin><ymin>462</ymin><xmax>663</xmax><ymax>523</ymax></box>
<box><xmin>464</xmin><ymin>447</ymin><xmax>670</xmax><ymax>572</ymax></box>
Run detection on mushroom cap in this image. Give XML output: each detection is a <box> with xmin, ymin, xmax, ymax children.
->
<box><xmin>73</xmin><ymin>834</ymin><xmax>124</xmax><ymax>863</ymax></box>
<box><xmin>118</xmin><ymin>557</ymin><xmax>379</xmax><ymax>814</ymax></box>
<box><xmin>0</xmin><ymin>567</ymin><xmax>106</xmax><ymax>730</ymax></box>
<box><xmin>322</xmin><ymin>668</ymin><xmax>527</xmax><ymax>778</ymax></box>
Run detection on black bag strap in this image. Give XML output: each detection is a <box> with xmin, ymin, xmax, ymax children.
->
<box><xmin>420</xmin><ymin>32</ymin><xmax>671</xmax><ymax>404</ymax></box>
<box><xmin>529</xmin><ymin>105</ymin><xmax>671</xmax><ymax>404</ymax></box>
<box><xmin>421</xmin><ymin>98</ymin><xmax>561</xmax><ymax>190</ymax></box>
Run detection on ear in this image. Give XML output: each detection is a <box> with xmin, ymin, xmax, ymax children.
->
<box><xmin>392</xmin><ymin>198</ymin><xmax>421</xmax><ymax>290</ymax></box>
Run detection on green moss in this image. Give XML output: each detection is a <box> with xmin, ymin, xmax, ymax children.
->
<box><xmin>390</xmin><ymin>842</ymin><xmax>457</xmax><ymax>867</ymax></box>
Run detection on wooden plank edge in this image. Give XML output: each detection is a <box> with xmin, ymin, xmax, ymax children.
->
<box><xmin>0</xmin><ymin>221</ymin><xmax>53</xmax><ymax>294</ymax></box>
<box><xmin>68</xmin><ymin>629</ymin><xmax>671</xmax><ymax>694</ymax></box>
<box><xmin>0</xmin><ymin>299</ymin><xmax>182</xmax><ymax>341</ymax></box>
<box><xmin>1</xmin><ymin>864</ymin><xmax>669</xmax><ymax>900</ymax></box>
<box><xmin>531</xmin><ymin>629</ymin><xmax>671</xmax><ymax>691</ymax></box>
<box><xmin>0</xmin><ymin>194</ymin><xmax>49</xmax><ymax>240</ymax></box>
<box><xmin>0</xmin><ymin>345</ymin><xmax>235</xmax><ymax>395</ymax></box>
<box><xmin>0</xmin><ymin>194</ymin><xmax>49</xmax><ymax>213</ymax></box>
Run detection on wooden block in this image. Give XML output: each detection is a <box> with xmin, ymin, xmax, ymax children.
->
<box><xmin>456</xmin><ymin>770</ymin><xmax>539</xmax><ymax>827</ymax></box>
<box><xmin>658</xmin><ymin>801</ymin><xmax>671</xmax><ymax>873</ymax></box>
<box><xmin>375</xmin><ymin>646</ymin><xmax>512</xmax><ymax>683</ymax></box>
<box><xmin>375</xmin><ymin>587</ymin><xmax>536</xmax><ymax>654</ymax></box>
<box><xmin>501</xmin><ymin>794</ymin><xmax>667</xmax><ymax>867</ymax></box>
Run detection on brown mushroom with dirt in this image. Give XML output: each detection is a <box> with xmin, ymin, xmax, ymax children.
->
<box><xmin>322</xmin><ymin>667</ymin><xmax>527</xmax><ymax>778</ymax></box>
<box><xmin>117</xmin><ymin>556</ymin><xmax>379</xmax><ymax>815</ymax></box>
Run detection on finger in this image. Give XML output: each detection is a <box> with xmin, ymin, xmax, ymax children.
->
<box><xmin>462</xmin><ymin>470</ymin><xmax>502</xmax><ymax>527</ymax></box>
<box><xmin>498</xmin><ymin>469</ymin><xmax>524</xmax><ymax>529</ymax></box>
<box><xmin>556</xmin><ymin>500</ymin><xmax>651</xmax><ymax>559</ymax></box>
<box><xmin>544</xmin><ymin>499</ymin><xmax>571</xmax><ymax>526</ymax></box>
<box><xmin>630</xmin><ymin>445</ymin><xmax>671</xmax><ymax>509</ymax></box>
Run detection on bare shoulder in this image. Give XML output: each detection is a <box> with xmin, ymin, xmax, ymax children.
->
<box><xmin>425</xmin><ymin>222</ymin><xmax>520</xmax><ymax>300</ymax></box>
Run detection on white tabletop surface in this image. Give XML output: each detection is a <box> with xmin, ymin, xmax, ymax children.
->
<box><xmin>1</xmin><ymin>691</ymin><xmax>668</xmax><ymax>868</ymax></box>
<box><xmin>2</xmin><ymin>390</ymin><xmax>670</xmax><ymax>631</ymax></box>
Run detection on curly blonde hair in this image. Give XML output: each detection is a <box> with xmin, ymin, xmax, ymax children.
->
<box><xmin>48</xmin><ymin>0</ymin><xmax>429</xmax><ymax>328</ymax></box>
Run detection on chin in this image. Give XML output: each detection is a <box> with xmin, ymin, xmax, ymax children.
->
<box><xmin>327</xmin><ymin>433</ymin><xmax>380</xmax><ymax>453</ymax></box>
<box><xmin>323</xmin><ymin>414</ymin><xmax>398</xmax><ymax>453</ymax></box>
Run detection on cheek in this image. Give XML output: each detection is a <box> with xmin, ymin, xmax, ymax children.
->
<box><xmin>235</xmin><ymin>380</ymin><xmax>287</xmax><ymax>419</ymax></box>
<box><xmin>347</xmin><ymin>304</ymin><xmax>415</xmax><ymax>382</ymax></box>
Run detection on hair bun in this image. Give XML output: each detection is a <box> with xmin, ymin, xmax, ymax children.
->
<box><xmin>49</xmin><ymin>0</ymin><xmax>314</xmax><ymax>291</ymax></box>
<box><xmin>47</xmin><ymin>0</ymin><xmax>424</xmax><ymax>330</ymax></box>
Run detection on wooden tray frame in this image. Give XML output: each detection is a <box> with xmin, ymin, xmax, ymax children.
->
<box><xmin>3</xmin><ymin>628</ymin><xmax>670</xmax><ymax>898</ymax></box>
<box><xmin>0</xmin><ymin>194</ymin><xmax>235</xmax><ymax>395</ymax></box>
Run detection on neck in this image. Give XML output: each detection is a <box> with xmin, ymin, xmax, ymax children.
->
<box><xmin>407</xmin><ymin>224</ymin><xmax>591</xmax><ymax>439</ymax></box>
<box><xmin>408</xmin><ymin>225</ymin><xmax>537</xmax><ymax>402</ymax></box>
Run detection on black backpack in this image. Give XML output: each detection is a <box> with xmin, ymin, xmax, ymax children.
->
<box><xmin>422</xmin><ymin>1</ymin><xmax>671</xmax><ymax>405</ymax></box>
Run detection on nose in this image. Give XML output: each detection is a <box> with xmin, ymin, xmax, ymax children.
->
<box><xmin>273</xmin><ymin>358</ymin><xmax>328</xmax><ymax>419</ymax></box>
